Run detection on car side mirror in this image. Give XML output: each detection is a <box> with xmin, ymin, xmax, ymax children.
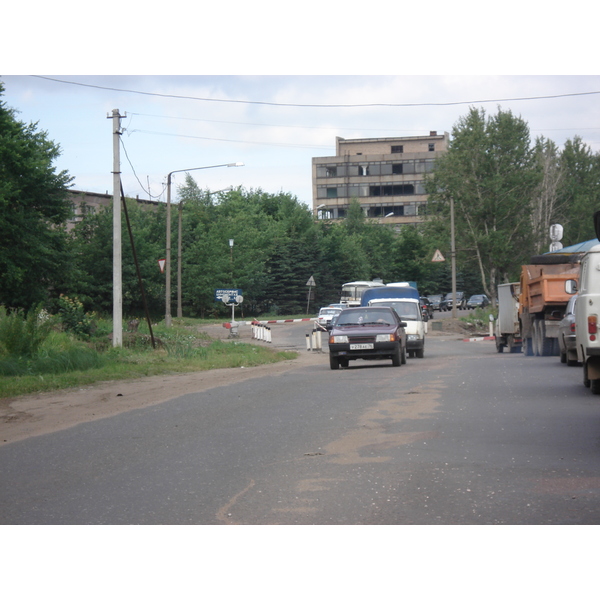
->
<box><xmin>565</xmin><ymin>279</ymin><xmax>577</xmax><ymax>294</ymax></box>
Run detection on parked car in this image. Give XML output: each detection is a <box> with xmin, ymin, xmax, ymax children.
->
<box><xmin>316</xmin><ymin>306</ymin><xmax>343</xmax><ymax>331</ymax></box>
<box><xmin>466</xmin><ymin>294</ymin><xmax>490</xmax><ymax>309</ymax></box>
<box><xmin>328</xmin><ymin>306</ymin><xmax>407</xmax><ymax>370</ymax></box>
<box><xmin>420</xmin><ymin>297</ymin><xmax>433</xmax><ymax>320</ymax></box>
<box><xmin>558</xmin><ymin>294</ymin><xmax>579</xmax><ymax>366</ymax></box>
<box><xmin>427</xmin><ymin>295</ymin><xmax>442</xmax><ymax>311</ymax></box>
<box><xmin>441</xmin><ymin>291</ymin><xmax>467</xmax><ymax>310</ymax></box>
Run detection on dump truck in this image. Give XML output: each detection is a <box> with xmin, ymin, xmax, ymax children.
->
<box><xmin>495</xmin><ymin>282</ymin><xmax>522</xmax><ymax>353</ymax></box>
<box><xmin>518</xmin><ymin>254</ymin><xmax>580</xmax><ymax>356</ymax></box>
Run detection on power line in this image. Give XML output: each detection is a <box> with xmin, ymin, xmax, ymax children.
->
<box><xmin>31</xmin><ymin>75</ymin><xmax>600</xmax><ymax>108</ymax></box>
<box><xmin>120</xmin><ymin>137</ymin><xmax>165</xmax><ymax>201</ymax></box>
<box><xmin>128</xmin><ymin>128</ymin><xmax>333</xmax><ymax>149</ymax></box>
<box><xmin>128</xmin><ymin>111</ymin><xmax>426</xmax><ymax>134</ymax></box>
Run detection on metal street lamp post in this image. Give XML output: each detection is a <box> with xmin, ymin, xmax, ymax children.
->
<box><xmin>165</xmin><ymin>162</ymin><xmax>243</xmax><ymax>327</ymax></box>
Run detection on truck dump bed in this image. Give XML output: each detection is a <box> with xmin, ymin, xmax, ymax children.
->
<box><xmin>520</xmin><ymin>263</ymin><xmax>580</xmax><ymax>315</ymax></box>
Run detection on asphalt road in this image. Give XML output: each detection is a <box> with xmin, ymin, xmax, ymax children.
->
<box><xmin>1</xmin><ymin>318</ymin><xmax>599</xmax><ymax>525</ymax></box>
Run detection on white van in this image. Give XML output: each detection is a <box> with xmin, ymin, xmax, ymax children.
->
<box><xmin>367</xmin><ymin>298</ymin><xmax>426</xmax><ymax>358</ymax></box>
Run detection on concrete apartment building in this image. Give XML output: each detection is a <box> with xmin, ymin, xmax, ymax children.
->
<box><xmin>312</xmin><ymin>132</ymin><xmax>449</xmax><ymax>226</ymax></box>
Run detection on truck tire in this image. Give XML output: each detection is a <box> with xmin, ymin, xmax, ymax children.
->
<box><xmin>533</xmin><ymin>319</ymin><xmax>555</xmax><ymax>356</ymax></box>
<box><xmin>592</xmin><ymin>379</ymin><xmax>600</xmax><ymax>395</ymax></box>
<box><xmin>532</xmin><ymin>320</ymin><xmax>541</xmax><ymax>356</ymax></box>
<box><xmin>507</xmin><ymin>336</ymin><xmax>522</xmax><ymax>353</ymax></box>
<box><xmin>538</xmin><ymin>320</ymin><xmax>556</xmax><ymax>356</ymax></box>
<box><xmin>495</xmin><ymin>336</ymin><xmax>505</xmax><ymax>353</ymax></box>
<box><xmin>524</xmin><ymin>336</ymin><xmax>534</xmax><ymax>356</ymax></box>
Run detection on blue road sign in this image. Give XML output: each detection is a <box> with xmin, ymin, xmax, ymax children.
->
<box><xmin>215</xmin><ymin>288</ymin><xmax>243</xmax><ymax>302</ymax></box>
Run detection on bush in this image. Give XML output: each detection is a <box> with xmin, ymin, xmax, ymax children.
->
<box><xmin>0</xmin><ymin>305</ymin><xmax>54</xmax><ymax>357</ymax></box>
<box><xmin>57</xmin><ymin>295</ymin><xmax>96</xmax><ymax>339</ymax></box>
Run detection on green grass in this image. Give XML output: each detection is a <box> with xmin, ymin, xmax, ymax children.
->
<box><xmin>0</xmin><ymin>318</ymin><xmax>298</xmax><ymax>399</ymax></box>
<box><xmin>459</xmin><ymin>307</ymin><xmax>496</xmax><ymax>330</ymax></box>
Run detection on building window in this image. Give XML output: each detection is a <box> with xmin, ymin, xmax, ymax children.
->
<box><xmin>326</xmin><ymin>166</ymin><xmax>337</xmax><ymax>177</ymax></box>
<box><xmin>391</xmin><ymin>145</ymin><xmax>404</xmax><ymax>153</ymax></box>
<box><xmin>359</xmin><ymin>165</ymin><xmax>369</xmax><ymax>176</ymax></box>
<box><xmin>326</xmin><ymin>187</ymin><xmax>338</xmax><ymax>198</ymax></box>
<box><xmin>369</xmin><ymin>184</ymin><xmax>415</xmax><ymax>197</ymax></box>
<box><xmin>428</xmin><ymin>143</ymin><xmax>435</xmax><ymax>152</ymax></box>
<box><xmin>392</xmin><ymin>163</ymin><xmax>403</xmax><ymax>175</ymax></box>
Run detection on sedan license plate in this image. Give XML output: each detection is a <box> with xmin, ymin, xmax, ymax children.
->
<box><xmin>350</xmin><ymin>343</ymin><xmax>374</xmax><ymax>350</ymax></box>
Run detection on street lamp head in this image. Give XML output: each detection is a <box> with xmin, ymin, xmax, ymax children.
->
<box><xmin>229</xmin><ymin>239</ymin><xmax>234</xmax><ymax>248</ymax></box>
<box><xmin>228</xmin><ymin>162</ymin><xmax>245</xmax><ymax>167</ymax></box>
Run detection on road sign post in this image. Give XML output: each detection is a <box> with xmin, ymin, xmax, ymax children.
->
<box><xmin>306</xmin><ymin>276</ymin><xmax>316</xmax><ymax>314</ymax></box>
<box><xmin>215</xmin><ymin>289</ymin><xmax>243</xmax><ymax>334</ymax></box>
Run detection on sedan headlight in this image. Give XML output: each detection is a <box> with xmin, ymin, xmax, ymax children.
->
<box><xmin>330</xmin><ymin>335</ymin><xmax>349</xmax><ymax>344</ymax></box>
<box><xmin>376</xmin><ymin>334</ymin><xmax>394</xmax><ymax>342</ymax></box>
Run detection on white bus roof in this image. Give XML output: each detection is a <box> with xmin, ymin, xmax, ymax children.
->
<box><xmin>341</xmin><ymin>281</ymin><xmax>385</xmax><ymax>286</ymax></box>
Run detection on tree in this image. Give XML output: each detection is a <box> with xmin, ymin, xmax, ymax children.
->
<box><xmin>68</xmin><ymin>199</ymin><xmax>167</xmax><ymax>317</ymax></box>
<box><xmin>0</xmin><ymin>83</ymin><xmax>73</xmax><ymax>310</ymax></box>
<box><xmin>556</xmin><ymin>136</ymin><xmax>600</xmax><ymax>245</ymax></box>
<box><xmin>426</xmin><ymin>106</ymin><xmax>540</xmax><ymax>301</ymax></box>
<box><xmin>531</xmin><ymin>137</ymin><xmax>564</xmax><ymax>255</ymax></box>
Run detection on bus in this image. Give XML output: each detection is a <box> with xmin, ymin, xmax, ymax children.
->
<box><xmin>340</xmin><ymin>280</ymin><xmax>385</xmax><ymax>307</ymax></box>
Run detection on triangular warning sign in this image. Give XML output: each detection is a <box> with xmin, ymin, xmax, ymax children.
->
<box><xmin>158</xmin><ymin>259</ymin><xmax>166</xmax><ymax>273</ymax></box>
<box><xmin>431</xmin><ymin>249</ymin><xmax>445</xmax><ymax>262</ymax></box>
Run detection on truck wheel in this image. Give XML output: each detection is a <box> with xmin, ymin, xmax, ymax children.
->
<box><xmin>592</xmin><ymin>379</ymin><xmax>600</xmax><ymax>395</ymax></box>
<box><xmin>524</xmin><ymin>337</ymin><xmax>534</xmax><ymax>356</ymax></box>
<box><xmin>495</xmin><ymin>337</ymin><xmax>505</xmax><ymax>353</ymax></box>
<box><xmin>507</xmin><ymin>336</ymin><xmax>521</xmax><ymax>353</ymax></box>
<box><xmin>532</xmin><ymin>321</ymin><xmax>541</xmax><ymax>356</ymax></box>
<box><xmin>539</xmin><ymin>321</ymin><xmax>556</xmax><ymax>356</ymax></box>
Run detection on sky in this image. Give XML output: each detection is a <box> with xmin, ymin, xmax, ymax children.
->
<box><xmin>2</xmin><ymin>74</ymin><xmax>599</xmax><ymax>209</ymax></box>
<box><xmin>3</xmin><ymin>1</ymin><xmax>599</xmax><ymax>213</ymax></box>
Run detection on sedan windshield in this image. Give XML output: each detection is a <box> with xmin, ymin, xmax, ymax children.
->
<box><xmin>336</xmin><ymin>310</ymin><xmax>393</xmax><ymax>326</ymax></box>
<box><xmin>372</xmin><ymin>301</ymin><xmax>419</xmax><ymax>320</ymax></box>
